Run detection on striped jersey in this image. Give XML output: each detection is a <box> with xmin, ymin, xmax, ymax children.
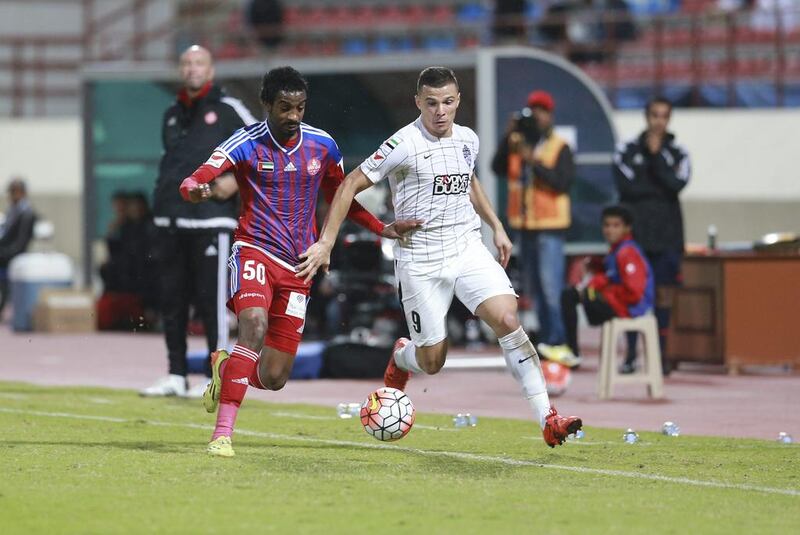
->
<box><xmin>360</xmin><ymin>117</ymin><xmax>481</xmax><ymax>262</ymax></box>
<box><xmin>215</xmin><ymin>121</ymin><xmax>345</xmax><ymax>269</ymax></box>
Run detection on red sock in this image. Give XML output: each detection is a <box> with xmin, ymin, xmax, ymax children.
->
<box><xmin>212</xmin><ymin>344</ymin><xmax>259</xmax><ymax>440</ymax></box>
<box><xmin>248</xmin><ymin>359</ymin><xmax>266</xmax><ymax>390</ymax></box>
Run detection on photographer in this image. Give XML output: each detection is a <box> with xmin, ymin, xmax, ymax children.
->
<box><xmin>492</xmin><ymin>91</ymin><xmax>574</xmax><ymax>359</ymax></box>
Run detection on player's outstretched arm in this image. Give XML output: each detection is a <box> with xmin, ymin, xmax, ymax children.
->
<box><xmin>469</xmin><ymin>173</ymin><xmax>512</xmax><ymax>268</ymax></box>
<box><xmin>179</xmin><ymin>151</ymin><xmax>234</xmax><ymax>203</ymax></box>
<box><xmin>296</xmin><ymin>168</ymin><xmax>373</xmax><ymax>283</ymax></box>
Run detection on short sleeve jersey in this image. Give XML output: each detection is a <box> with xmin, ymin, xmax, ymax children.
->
<box><xmin>360</xmin><ymin>117</ymin><xmax>481</xmax><ymax>262</ymax></box>
<box><xmin>214</xmin><ymin>121</ymin><xmax>344</xmax><ymax>267</ymax></box>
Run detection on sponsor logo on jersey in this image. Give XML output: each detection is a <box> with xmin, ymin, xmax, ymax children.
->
<box><xmin>204</xmin><ymin>111</ymin><xmax>218</xmax><ymax>125</ymax></box>
<box><xmin>206</xmin><ymin>151</ymin><xmax>227</xmax><ymax>169</ymax></box>
<box><xmin>307</xmin><ymin>158</ymin><xmax>321</xmax><ymax>175</ymax></box>
<box><xmin>432</xmin><ymin>173</ymin><xmax>471</xmax><ymax>196</ymax></box>
<box><xmin>258</xmin><ymin>161</ymin><xmax>274</xmax><ymax>172</ymax></box>
<box><xmin>284</xmin><ymin>161</ymin><xmax>297</xmax><ymax>172</ymax></box>
<box><xmin>462</xmin><ymin>144</ymin><xmax>473</xmax><ymax>166</ymax></box>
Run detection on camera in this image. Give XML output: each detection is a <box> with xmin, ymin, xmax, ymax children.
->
<box><xmin>512</xmin><ymin>107</ymin><xmax>541</xmax><ymax>145</ymax></box>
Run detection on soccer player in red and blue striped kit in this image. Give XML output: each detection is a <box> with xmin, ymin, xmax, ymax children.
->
<box><xmin>179</xmin><ymin>66</ymin><xmax>421</xmax><ymax>457</ymax></box>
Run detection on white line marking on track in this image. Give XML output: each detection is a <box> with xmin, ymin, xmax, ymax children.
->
<box><xmin>2</xmin><ymin>407</ymin><xmax>797</xmax><ymax>497</ymax></box>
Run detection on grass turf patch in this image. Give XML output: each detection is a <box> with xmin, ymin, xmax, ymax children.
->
<box><xmin>1</xmin><ymin>382</ymin><xmax>798</xmax><ymax>534</ymax></box>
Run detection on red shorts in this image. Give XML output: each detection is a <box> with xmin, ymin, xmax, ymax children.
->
<box><xmin>227</xmin><ymin>244</ymin><xmax>310</xmax><ymax>355</ymax></box>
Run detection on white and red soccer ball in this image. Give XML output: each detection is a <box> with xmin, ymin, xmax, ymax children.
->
<box><xmin>360</xmin><ymin>387</ymin><xmax>415</xmax><ymax>441</ymax></box>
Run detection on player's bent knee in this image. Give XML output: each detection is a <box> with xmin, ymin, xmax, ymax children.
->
<box><xmin>263</xmin><ymin>373</ymin><xmax>288</xmax><ymax>391</ymax></box>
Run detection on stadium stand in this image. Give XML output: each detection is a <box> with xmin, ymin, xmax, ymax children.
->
<box><xmin>1</xmin><ymin>0</ymin><xmax>799</xmax><ymax>116</ymax></box>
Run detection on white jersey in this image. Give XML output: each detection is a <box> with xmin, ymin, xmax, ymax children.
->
<box><xmin>360</xmin><ymin>117</ymin><xmax>482</xmax><ymax>262</ymax></box>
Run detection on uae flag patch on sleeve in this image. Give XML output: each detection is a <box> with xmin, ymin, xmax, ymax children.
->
<box><xmin>258</xmin><ymin>161</ymin><xmax>274</xmax><ymax>172</ymax></box>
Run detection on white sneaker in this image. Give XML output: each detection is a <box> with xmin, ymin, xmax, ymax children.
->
<box><xmin>184</xmin><ymin>379</ymin><xmax>211</xmax><ymax>399</ymax></box>
<box><xmin>139</xmin><ymin>374</ymin><xmax>187</xmax><ymax>397</ymax></box>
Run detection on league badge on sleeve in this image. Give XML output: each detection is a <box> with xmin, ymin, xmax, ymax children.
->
<box><xmin>205</xmin><ymin>151</ymin><xmax>227</xmax><ymax>168</ymax></box>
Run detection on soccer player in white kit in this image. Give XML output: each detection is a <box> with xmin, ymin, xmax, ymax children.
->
<box><xmin>298</xmin><ymin>67</ymin><xmax>582</xmax><ymax>447</ymax></box>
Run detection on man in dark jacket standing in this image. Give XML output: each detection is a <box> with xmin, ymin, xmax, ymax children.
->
<box><xmin>0</xmin><ymin>178</ymin><xmax>36</xmax><ymax>320</ymax></box>
<box><xmin>141</xmin><ymin>45</ymin><xmax>256</xmax><ymax>398</ymax></box>
<box><xmin>613</xmin><ymin>96</ymin><xmax>691</xmax><ymax>374</ymax></box>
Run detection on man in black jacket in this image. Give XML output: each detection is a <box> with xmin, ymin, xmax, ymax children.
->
<box><xmin>141</xmin><ymin>45</ymin><xmax>257</xmax><ymax>398</ymax></box>
<box><xmin>0</xmin><ymin>178</ymin><xmax>36</xmax><ymax>320</ymax></box>
<box><xmin>613</xmin><ymin>96</ymin><xmax>691</xmax><ymax>374</ymax></box>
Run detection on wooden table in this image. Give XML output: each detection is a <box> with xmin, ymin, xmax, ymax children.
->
<box><xmin>666</xmin><ymin>252</ymin><xmax>800</xmax><ymax>374</ymax></box>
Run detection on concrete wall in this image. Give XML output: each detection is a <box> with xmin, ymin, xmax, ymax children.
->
<box><xmin>613</xmin><ymin>109</ymin><xmax>800</xmax><ymax>245</ymax></box>
<box><xmin>0</xmin><ymin>118</ymin><xmax>83</xmax><ymax>266</ymax></box>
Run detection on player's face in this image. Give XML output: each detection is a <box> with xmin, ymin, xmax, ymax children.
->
<box><xmin>646</xmin><ymin>102</ymin><xmax>671</xmax><ymax>137</ymax></box>
<box><xmin>602</xmin><ymin>216</ymin><xmax>630</xmax><ymax>245</ymax></box>
<box><xmin>265</xmin><ymin>91</ymin><xmax>306</xmax><ymax>138</ymax></box>
<box><xmin>178</xmin><ymin>46</ymin><xmax>214</xmax><ymax>92</ymax></box>
<box><xmin>415</xmin><ymin>83</ymin><xmax>460</xmax><ymax>138</ymax></box>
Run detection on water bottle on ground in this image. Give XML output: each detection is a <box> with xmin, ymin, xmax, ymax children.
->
<box><xmin>337</xmin><ymin>402</ymin><xmax>354</xmax><ymax>419</ymax></box>
<box><xmin>623</xmin><ymin>428</ymin><xmax>639</xmax><ymax>444</ymax></box>
<box><xmin>777</xmin><ymin>432</ymin><xmax>793</xmax><ymax>444</ymax></box>
<box><xmin>662</xmin><ymin>421</ymin><xmax>680</xmax><ymax>437</ymax></box>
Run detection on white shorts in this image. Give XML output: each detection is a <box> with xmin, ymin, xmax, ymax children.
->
<box><xmin>395</xmin><ymin>238</ymin><xmax>516</xmax><ymax>347</ymax></box>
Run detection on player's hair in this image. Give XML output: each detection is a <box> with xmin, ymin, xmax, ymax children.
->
<box><xmin>645</xmin><ymin>96</ymin><xmax>672</xmax><ymax>115</ymax></box>
<box><xmin>416</xmin><ymin>66</ymin><xmax>459</xmax><ymax>94</ymax></box>
<box><xmin>260</xmin><ymin>66</ymin><xmax>308</xmax><ymax>104</ymax></box>
<box><xmin>601</xmin><ymin>205</ymin><xmax>633</xmax><ymax>226</ymax></box>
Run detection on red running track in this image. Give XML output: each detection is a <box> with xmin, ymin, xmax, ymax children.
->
<box><xmin>0</xmin><ymin>325</ymin><xmax>797</xmax><ymax>440</ymax></box>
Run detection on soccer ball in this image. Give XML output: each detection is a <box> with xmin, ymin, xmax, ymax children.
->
<box><xmin>360</xmin><ymin>387</ymin><xmax>415</xmax><ymax>442</ymax></box>
<box><xmin>542</xmin><ymin>361</ymin><xmax>572</xmax><ymax>397</ymax></box>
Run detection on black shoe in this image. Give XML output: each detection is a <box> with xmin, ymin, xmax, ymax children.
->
<box><xmin>618</xmin><ymin>362</ymin><xmax>636</xmax><ymax>374</ymax></box>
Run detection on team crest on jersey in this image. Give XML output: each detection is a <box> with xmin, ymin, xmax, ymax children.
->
<box><xmin>432</xmin><ymin>173</ymin><xmax>471</xmax><ymax>196</ymax></box>
<box><xmin>204</xmin><ymin>111</ymin><xmax>218</xmax><ymax>125</ymax></box>
<box><xmin>258</xmin><ymin>161</ymin><xmax>274</xmax><ymax>172</ymax></box>
<box><xmin>205</xmin><ymin>151</ymin><xmax>227</xmax><ymax>169</ymax></box>
<box><xmin>306</xmin><ymin>158</ymin><xmax>321</xmax><ymax>175</ymax></box>
<box><xmin>462</xmin><ymin>144</ymin><xmax>472</xmax><ymax>166</ymax></box>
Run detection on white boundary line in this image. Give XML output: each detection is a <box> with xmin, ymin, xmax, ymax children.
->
<box><xmin>1</xmin><ymin>408</ymin><xmax>798</xmax><ymax>498</ymax></box>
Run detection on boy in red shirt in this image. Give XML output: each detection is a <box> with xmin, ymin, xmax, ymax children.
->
<box><xmin>547</xmin><ymin>205</ymin><xmax>654</xmax><ymax>368</ymax></box>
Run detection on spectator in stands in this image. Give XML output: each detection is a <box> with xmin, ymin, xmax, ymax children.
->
<box><xmin>141</xmin><ymin>45</ymin><xmax>257</xmax><ymax>398</ymax></box>
<box><xmin>613</xmin><ymin>96</ymin><xmax>691</xmax><ymax>375</ymax></box>
<box><xmin>97</xmin><ymin>191</ymin><xmax>159</xmax><ymax>331</ymax></box>
<box><xmin>539</xmin><ymin>0</ymin><xmax>636</xmax><ymax>63</ymax></box>
<box><xmin>555</xmin><ymin>205</ymin><xmax>654</xmax><ymax>367</ymax></box>
<box><xmin>491</xmin><ymin>90</ymin><xmax>574</xmax><ymax>361</ymax></box>
<box><xmin>247</xmin><ymin>0</ymin><xmax>284</xmax><ymax>49</ymax></box>
<box><xmin>493</xmin><ymin>0</ymin><xmax>527</xmax><ymax>42</ymax></box>
<box><xmin>0</xmin><ymin>178</ymin><xmax>36</xmax><ymax>320</ymax></box>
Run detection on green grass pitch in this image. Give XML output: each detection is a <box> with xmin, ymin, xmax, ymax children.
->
<box><xmin>1</xmin><ymin>382</ymin><xmax>798</xmax><ymax>534</ymax></box>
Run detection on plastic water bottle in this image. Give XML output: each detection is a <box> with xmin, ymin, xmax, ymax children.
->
<box><xmin>707</xmin><ymin>224</ymin><xmax>718</xmax><ymax>251</ymax></box>
<box><xmin>568</xmin><ymin>429</ymin><xmax>585</xmax><ymax>441</ymax></box>
<box><xmin>777</xmin><ymin>432</ymin><xmax>794</xmax><ymax>444</ymax></box>
<box><xmin>348</xmin><ymin>403</ymin><xmax>361</xmax><ymax>417</ymax></box>
<box><xmin>623</xmin><ymin>428</ymin><xmax>639</xmax><ymax>444</ymax></box>
<box><xmin>453</xmin><ymin>413</ymin><xmax>479</xmax><ymax>427</ymax></box>
<box><xmin>337</xmin><ymin>402</ymin><xmax>355</xmax><ymax>419</ymax></box>
<box><xmin>662</xmin><ymin>421</ymin><xmax>681</xmax><ymax>437</ymax></box>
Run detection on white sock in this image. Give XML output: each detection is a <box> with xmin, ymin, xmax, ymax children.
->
<box><xmin>393</xmin><ymin>340</ymin><xmax>425</xmax><ymax>374</ymax></box>
<box><xmin>499</xmin><ymin>327</ymin><xmax>551</xmax><ymax>429</ymax></box>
